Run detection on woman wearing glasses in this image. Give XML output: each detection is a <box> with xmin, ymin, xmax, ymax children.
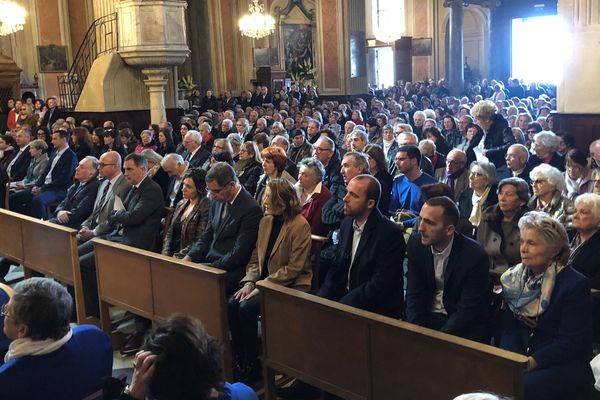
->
<box><xmin>499</xmin><ymin>212</ymin><xmax>593</xmax><ymax>400</ymax></box>
<box><xmin>457</xmin><ymin>160</ymin><xmax>498</xmax><ymax>236</ymax></box>
<box><xmin>528</xmin><ymin>163</ymin><xmax>574</xmax><ymax>229</ymax></box>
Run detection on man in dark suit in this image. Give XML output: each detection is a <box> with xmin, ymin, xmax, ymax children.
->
<box><xmin>501</xmin><ymin>144</ymin><xmax>532</xmax><ymax>187</ymax></box>
<box><xmin>161</xmin><ymin>153</ymin><xmax>189</xmax><ymax>208</ymax></box>
<box><xmin>79</xmin><ymin>153</ymin><xmax>165</xmax><ymax>318</ymax></box>
<box><xmin>184</xmin><ymin>162</ymin><xmax>262</xmax><ymax>296</ymax></box>
<box><xmin>50</xmin><ymin>156</ymin><xmax>100</xmax><ymax>229</ymax></box>
<box><xmin>406</xmin><ymin>196</ymin><xmax>491</xmax><ymax>342</ymax></box>
<box><xmin>182</xmin><ymin>131</ymin><xmax>211</xmax><ymax>168</ymax></box>
<box><xmin>41</xmin><ymin>97</ymin><xmax>63</xmax><ymax>130</ymax></box>
<box><xmin>9</xmin><ymin>129</ymin><xmax>77</xmax><ymax>219</ymax></box>
<box><xmin>318</xmin><ymin>174</ymin><xmax>405</xmax><ymax>318</ymax></box>
<box><xmin>6</xmin><ymin>127</ymin><xmax>32</xmax><ymax>182</ymax></box>
<box><xmin>434</xmin><ymin>149</ymin><xmax>469</xmax><ymax>201</ymax></box>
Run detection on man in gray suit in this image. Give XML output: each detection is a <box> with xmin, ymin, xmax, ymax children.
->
<box><xmin>77</xmin><ymin>151</ymin><xmax>131</xmax><ymax>242</ymax></box>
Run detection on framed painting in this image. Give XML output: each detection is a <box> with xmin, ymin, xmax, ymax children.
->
<box><xmin>38</xmin><ymin>45</ymin><xmax>68</xmax><ymax>72</ymax></box>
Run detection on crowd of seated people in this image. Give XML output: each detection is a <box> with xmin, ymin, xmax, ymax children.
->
<box><xmin>1</xmin><ymin>77</ymin><xmax>600</xmax><ymax>399</ymax></box>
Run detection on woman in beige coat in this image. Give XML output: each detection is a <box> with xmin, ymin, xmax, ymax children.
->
<box><xmin>228</xmin><ymin>178</ymin><xmax>312</xmax><ymax>383</ymax></box>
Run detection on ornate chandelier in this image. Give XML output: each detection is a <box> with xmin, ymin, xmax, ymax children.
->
<box><xmin>238</xmin><ymin>0</ymin><xmax>275</xmax><ymax>40</ymax></box>
<box><xmin>0</xmin><ymin>0</ymin><xmax>27</xmax><ymax>36</ymax></box>
<box><xmin>374</xmin><ymin>0</ymin><xmax>404</xmax><ymax>43</ymax></box>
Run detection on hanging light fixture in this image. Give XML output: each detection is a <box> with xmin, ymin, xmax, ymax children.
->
<box><xmin>374</xmin><ymin>0</ymin><xmax>404</xmax><ymax>44</ymax></box>
<box><xmin>0</xmin><ymin>0</ymin><xmax>27</xmax><ymax>37</ymax></box>
<box><xmin>238</xmin><ymin>0</ymin><xmax>275</xmax><ymax>40</ymax></box>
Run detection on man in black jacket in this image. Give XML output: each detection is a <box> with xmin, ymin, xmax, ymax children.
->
<box><xmin>318</xmin><ymin>174</ymin><xmax>405</xmax><ymax>318</ymax></box>
<box><xmin>50</xmin><ymin>156</ymin><xmax>100</xmax><ymax>229</ymax></box>
<box><xmin>184</xmin><ymin>162</ymin><xmax>262</xmax><ymax>296</ymax></box>
<box><xmin>6</xmin><ymin>127</ymin><xmax>32</xmax><ymax>182</ymax></box>
<box><xmin>406</xmin><ymin>196</ymin><xmax>491</xmax><ymax>342</ymax></box>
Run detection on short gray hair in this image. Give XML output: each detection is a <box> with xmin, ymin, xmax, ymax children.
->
<box><xmin>470</xmin><ymin>160</ymin><xmax>497</xmax><ymax>185</ymax></box>
<box><xmin>83</xmin><ymin>156</ymin><xmax>100</xmax><ymax>176</ymax></box>
<box><xmin>574</xmin><ymin>193</ymin><xmax>600</xmax><ymax>221</ymax></box>
<box><xmin>227</xmin><ymin>133</ymin><xmax>242</xmax><ymax>146</ymax></box>
<box><xmin>140</xmin><ymin>149</ymin><xmax>164</xmax><ymax>165</ymax></box>
<box><xmin>418</xmin><ymin>139</ymin><xmax>436</xmax><ymax>155</ymax></box>
<box><xmin>351</xmin><ymin>130</ymin><xmax>368</xmax><ymax>142</ymax></box>
<box><xmin>186</xmin><ymin>130</ymin><xmax>202</xmax><ymax>145</ymax></box>
<box><xmin>534</xmin><ymin>131</ymin><xmax>560</xmax><ymax>152</ymax></box>
<box><xmin>530</xmin><ymin>163</ymin><xmax>565</xmax><ymax>192</ymax></box>
<box><xmin>470</xmin><ymin>100</ymin><xmax>498</xmax><ymax>121</ymax></box>
<box><xmin>508</xmin><ymin>144</ymin><xmax>529</xmax><ymax>163</ymax></box>
<box><xmin>12</xmin><ymin>278</ymin><xmax>72</xmax><ymax>340</ymax></box>
<box><xmin>161</xmin><ymin>153</ymin><xmax>184</xmax><ymax>168</ymax></box>
<box><xmin>518</xmin><ymin>211</ymin><xmax>570</xmax><ymax>265</ymax></box>
<box><xmin>498</xmin><ymin>177</ymin><xmax>530</xmax><ymax>203</ymax></box>
<box><xmin>298</xmin><ymin>158</ymin><xmax>326</xmax><ymax>183</ymax></box>
<box><xmin>342</xmin><ymin>151</ymin><xmax>370</xmax><ymax>174</ymax></box>
<box><xmin>30</xmin><ymin>139</ymin><xmax>48</xmax><ymax>152</ymax></box>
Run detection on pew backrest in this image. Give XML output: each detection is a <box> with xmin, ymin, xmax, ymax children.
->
<box><xmin>258</xmin><ymin>280</ymin><xmax>528</xmax><ymax>400</ymax></box>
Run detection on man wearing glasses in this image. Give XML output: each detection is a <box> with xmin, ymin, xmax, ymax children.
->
<box><xmin>434</xmin><ymin>149</ymin><xmax>469</xmax><ymax>201</ymax></box>
<box><xmin>184</xmin><ymin>162</ymin><xmax>262</xmax><ymax>296</ymax></box>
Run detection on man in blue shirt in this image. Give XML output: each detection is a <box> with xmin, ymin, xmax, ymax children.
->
<box><xmin>389</xmin><ymin>145</ymin><xmax>437</xmax><ymax>229</ymax></box>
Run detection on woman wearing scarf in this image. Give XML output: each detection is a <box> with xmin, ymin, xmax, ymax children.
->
<box><xmin>563</xmin><ymin>148</ymin><xmax>593</xmax><ymax>200</ymax></box>
<box><xmin>500</xmin><ymin>212</ymin><xmax>593</xmax><ymax>400</ymax></box>
<box><xmin>234</xmin><ymin>141</ymin><xmax>263</xmax><ymax>196</ymax></box>
<box><xmin>457</xmin><ymin>160</ymin><xmax>498</xmax><ymax>236</ymax></box>
<box><xmin>0</xmin><ymin>278</ymin><xmax>112</xmax><ymax>398</ymax></box>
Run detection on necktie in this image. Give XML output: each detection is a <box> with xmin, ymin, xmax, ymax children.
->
<box><xmin>98</xmin><ymin>181</ymin><xmax>111</xmax><ymax>207</ymax></box>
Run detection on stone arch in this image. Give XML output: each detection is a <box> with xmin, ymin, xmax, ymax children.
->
<box><xmin>440</xmin><ymin>5</ymin><xmax>489</xmax><ymax>81</ymax></box>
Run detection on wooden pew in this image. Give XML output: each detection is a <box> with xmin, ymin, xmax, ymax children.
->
<box><xmin>0</xmin><ymin>209</ymin><xmax>25</xmax><ymax>265</ymax></box>
<box><xmin>0</xmin><ymin>209</ymin><xmax>89</xmax><ymax>324</ymax></box>
<box><xmin>259</xmin><ymin>280</ymin><xmax>528</xmax><ymax>400</ymax></box>
<box><xmin>310</xmin><ymin>234</ymin><xmax>328</xmax><ymax>290</ymax></box>
<box><xmin>92</xmin><ymin>238</ymin><xmax>233</xmax><ymax>379</ymax></box>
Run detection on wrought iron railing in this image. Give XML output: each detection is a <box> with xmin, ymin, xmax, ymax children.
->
<box><xmin>58</xmin><ymin>13</ymin><xmax>118</xmax><ymax>110</ymax></box>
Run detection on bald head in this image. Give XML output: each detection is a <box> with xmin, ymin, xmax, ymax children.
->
<box><xmin>445</xmin><ymin>149</ymin><xmax>466</xmax><ymax>174</ymax></box>
<box><xmin>98</xmin><ymin>151</ymin><xmax>122</xmax><ymax>180</ymax></box>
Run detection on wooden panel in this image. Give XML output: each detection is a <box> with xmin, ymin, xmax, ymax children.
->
<box><xmin>0</xmin><ymin>210</ymin><xmax>24</xmax><ymax>262</ymax></box>
<box><xmin>554</xmin><ymin>113</ymin><xmax>600</xmax><ymax>155</ymax></box>
<box><xmin>94</xmin><ymin>241</ymin><xmax>153</xmax><ymax>319</ymax></box>
<box><xmin>261</xmin><ymin>285</ymin><xmax>369</xmax><ymax>400</ymax></box>
<box><xmin>21</xmin><ymin>218</ymin><xmax>77</xmax><ymax>283</ymax></box>
<box><xmin>151</xmin><ymin>258</ymin><xmax>227</xmax><ymax>341</ymax></box>
<box><xmin>370</xmin><ymin>322</ymin><xmax>526</xmax><ymax>400</ymax></box>
<box><xmin>259</xmin><ymin>281</ymin><xmax>527</xmax><ymax>400</ymax></box>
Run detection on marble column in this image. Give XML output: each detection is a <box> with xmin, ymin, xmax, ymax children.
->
<box><xmin>117</xmin><ymin>0</ymin><xmax>189</xmax><ymax>119</ymax></box>
<box><xmin>92</xmin><ymin>0</ymin><xmax>116</xmax><ymax>19</ymax></box>
<box><xmin>143</xmin><ymin>68</ymin><xmax>169</xmax><ymax>123</ymax></box>
<box><xmin>557</xmin><ymin>0</ymin><xmax>600</xmax><ymax>113</ymax></box>
<box><xmin>447</xmin><ymin>0</ymin><xmax>464</xmax><ymax>96</ymax></box>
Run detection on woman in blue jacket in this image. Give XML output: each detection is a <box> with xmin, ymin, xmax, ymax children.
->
<box><xmin>500</xmin><ymin>211</ymin><xmax>593</xmax><ymax>400</ymax></box>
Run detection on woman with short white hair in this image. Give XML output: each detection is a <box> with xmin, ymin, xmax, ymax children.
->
<box><xmin>569</xmin><ymin>193</ymin><xmax>600</xmax><ymax>288</ymax></box>
<box><xmin>530</xmin><ymin>130</ymin><xmax>565</xmax><ymax>171</ymax></box>
<box><xmin>528</xmin><ymin>163</ymin><xmax>574</xmax><ymax>227</ymax></box>
<box><xmin>500</xmin><ymin>212</ymin><xmax>593</xmax><ymax>400</ymax></box>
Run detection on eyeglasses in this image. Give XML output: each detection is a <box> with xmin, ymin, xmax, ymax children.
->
<box><xmin>99</xmin><ymin>163</ymin><xmax>116</xmax><ymax>168</ymax></box>
<box><xmin>1</xmin><ymin>304</ymin><xmax>11</xmax><ymax>319</ymax></box>
<box><xmin>446</xmin><ymin>159</ymin><xmax>463</xmax><ymax>165</ymax></box>
<box><xmin>314</xmin><ymin>147</ymin><xmax>332</xmax><ymax>153</ymax></box>
<box><xmin>526</xmin><ymin>130</ymin><xmax>537</xmax><ymax>134</ymax></box>
<box><xmin>531</xmin><ymin>179</ymin><xmax>548</xmax><ymax>186</ymax></box>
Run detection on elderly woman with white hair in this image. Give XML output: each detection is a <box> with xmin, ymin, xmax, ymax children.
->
<box><xmin>528</xmin><ymin>163</ymin><xmax>574</xmax><ymax>228</ymax></box>
<box><xmin>529</xmin><ymin>130</ymin><xmax>565</xmax><ymax>172</ymax></box>
<box><xmin>500</xmin><ymin>212</ymin><xmax>593</xmax><ymax>400</ymax></box>
<box><xmin>457</xmin><ymin>160</ymin><xmax>498</xmax><ymax>235</ymax></box>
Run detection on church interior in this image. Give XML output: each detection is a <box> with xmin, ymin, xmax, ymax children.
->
<box><xmin>1</xmin><ymin>0</ymin><xmax>600</xmax><ymax>399</ymax></box>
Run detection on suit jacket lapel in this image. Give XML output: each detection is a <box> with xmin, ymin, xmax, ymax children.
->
<box><xmin>443</xmin><ymin>234</ymin><xmax>459</xmax><ymax>287</ymax></box>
